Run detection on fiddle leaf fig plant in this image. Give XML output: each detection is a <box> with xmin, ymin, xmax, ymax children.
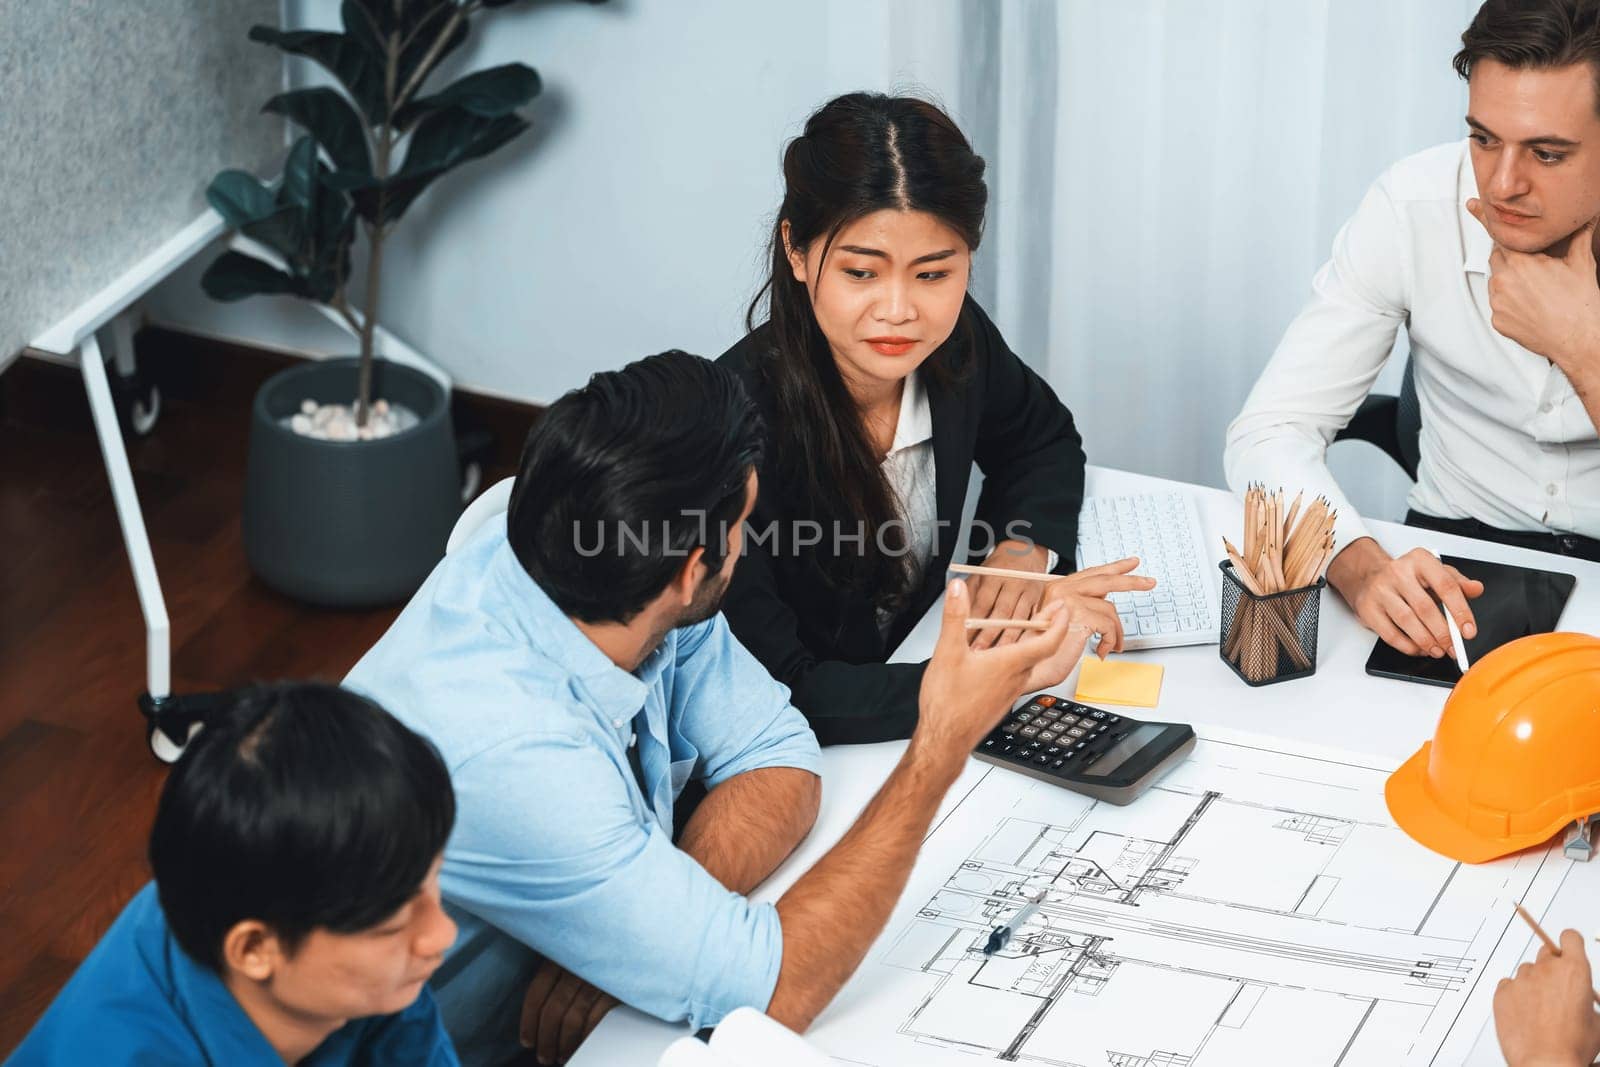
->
<box><xmin>203</xmin><ymin>1</ymin><xmax>595</xmax><ymax>425</ymax></box>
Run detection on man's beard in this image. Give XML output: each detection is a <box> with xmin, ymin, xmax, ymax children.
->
<box><xmin>679</xmin><ymin>566</ymin><xmax>732</xmax><ymax>627</ymax></box>
<box><xmin>640</xmin><ymin>567</ymin><xmax>732</xmax><ymax>660</ymax></box>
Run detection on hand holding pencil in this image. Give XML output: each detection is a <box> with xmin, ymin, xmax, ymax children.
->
<box><xmin>951</xmin><ymin>557</ymin><xmax>1153</xmax><ymax>656</ymax></box>
<box><xmin>1492</xmin><ymin>906</ymin><xmax>1600</xmax><ymax>1066</ymax></box>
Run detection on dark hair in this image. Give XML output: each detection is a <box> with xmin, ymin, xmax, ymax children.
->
<box><xmin>1455</xmin><ymin>0</ymin><xmax>1600</xmax><ymax>113</ymax></box>
<box><xmin>148</xmin><ymin>683</ymin><xmax>455</xmax><ymax>971</ymax></box>
<box><xmin>508</xmin><ymin>350</ymin><xmax>765</xmax><ymax>623</ymax></box>
<box><xmin>746</xmin><ymin>93</ymin><xmax>987</xmax><ymax>611</ymax></box>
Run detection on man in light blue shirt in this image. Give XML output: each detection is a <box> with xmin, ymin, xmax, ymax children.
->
<box><xmin>346</xmin><ymin>352</ymin><xmax>824</xmax><ymax>1064</ymax></box>
<box><xmin>348</xmin><ymin>352</ymin><xmax>1092</xmax><ymax>1065</ymax></box>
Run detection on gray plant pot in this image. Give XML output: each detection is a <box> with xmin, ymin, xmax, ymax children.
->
<box><xmin>244</xmin><ymin>357</ymin><xmax>461</xmax><ymax>607</ymax></box>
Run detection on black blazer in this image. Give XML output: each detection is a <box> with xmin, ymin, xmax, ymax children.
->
<box><xmin>716</xmin><ymin>296</ymin><xmax>1087</xmax><ymax>745</ymax></box>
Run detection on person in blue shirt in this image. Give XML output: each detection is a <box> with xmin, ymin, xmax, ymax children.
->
<box><xmin>7</xmin><ymin>682</ymin><xmax>460</xmax><ymax>1066</ymax></box>
<box><xmin>345</xmin><ymin>351</ymin><xmax>1094</xmax><ymax>1065</ymax></box>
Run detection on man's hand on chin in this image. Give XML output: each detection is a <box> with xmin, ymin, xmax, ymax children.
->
<box><xmin>1468</xmin><ymin>200</ymin><xmax>1600</xmax><ymax>388</ymax></box>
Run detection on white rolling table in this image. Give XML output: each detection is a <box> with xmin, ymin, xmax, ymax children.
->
<box><xmin>573</xmin><ymin>464</ymin><xmax>1600</xmax><ymax>1067</ymax></box>
<box><xmin>21</xmin><ymin>209</ymin><xmax>450</xmax><ymax>759</ymax></box>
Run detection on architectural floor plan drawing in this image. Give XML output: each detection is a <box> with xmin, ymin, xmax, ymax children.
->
<box><xmin>807</xmin><ymin>733</ymin><xmax>1570</xmax><ymax>1067</ymax></box>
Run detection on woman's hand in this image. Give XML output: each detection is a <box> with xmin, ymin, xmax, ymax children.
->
<box><xmin>969</xmin><ymin>548</ymin><xmax>1157</xmax><ymax>654</ymax></box>
<box><xmin>1039</xmin><ymin>557</ymin><xmax>1156</xmax><ymax>657</ymax></box>
<box><xmin>968</xmin><ymin>541</ymin><xmax>1055</xmax><ymax>649</ymax></box>
<box><xmin>1050</xmin><ymin>556</ymin><xmax>1155</xmax><ymax>601</ymax></box>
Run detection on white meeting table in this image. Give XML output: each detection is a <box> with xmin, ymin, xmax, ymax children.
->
<box><xmin>573</xmin><ymin>464</ymin><xmax>1600</xmax><ymax>1066</ymax></box>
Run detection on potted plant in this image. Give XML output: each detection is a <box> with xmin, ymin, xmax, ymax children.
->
<box><xmin>202</xmin><ymin>0</ymin><xmax>592</xmax><ymax>607</ymax></box>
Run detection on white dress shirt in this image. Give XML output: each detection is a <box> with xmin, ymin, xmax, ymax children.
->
<box><xmin>877</xmin><ymin>370</ymin><xmax>1058</xmax><ymax>636</ymax></box>
<box><xmin>1225</xmin><ymin>139</ymin><xmax>1600</xmax><ymax>555</ymax></box>
<box><xmin>879</xmin><ymin>371</ymin><xmax>938</xmax><ymax>633</ymax></box>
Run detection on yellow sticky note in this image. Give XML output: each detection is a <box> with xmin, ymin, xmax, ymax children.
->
<box><xmin>1075</xmin><ymin>657</ymin><xmax>1164</xmax><ymax>708</ymax></box>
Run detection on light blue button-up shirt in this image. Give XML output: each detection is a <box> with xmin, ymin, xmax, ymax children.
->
<box><xmin>345</xmin><ymin>522</ymin><xmax>821</xmax><ymax>1061</ymax></box>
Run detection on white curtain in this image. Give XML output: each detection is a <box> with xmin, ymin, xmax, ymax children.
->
<box><xmin>959</xmin><ymin>0</ymin><xmax>1480</xmax><ymax>518</ymax></box>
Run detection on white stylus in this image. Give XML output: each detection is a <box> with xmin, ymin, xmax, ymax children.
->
<box><xmin>1433</xmin><ymin>550</ymin><xmax>1472</xmax><ymax>674</ymax></box>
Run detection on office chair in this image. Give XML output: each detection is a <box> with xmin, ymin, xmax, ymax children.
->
<box><xmin>1332</xmin><ymin>355</ymin><xmax>1420</xmax><ymax>481</ymax></box>
<box><xmin>446</xmin><ymin>477</ymin><xmax>515</xmax><ymax>554</ymax></box>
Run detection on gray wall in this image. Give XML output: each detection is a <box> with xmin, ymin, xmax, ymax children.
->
<box><xmin>142</xmin><ymin>0</ymin><xmax>968</xmax><ymax>401</ymax></box>
<box><xmin>0</xmin><ymin>0</ymin><xmax>282</xmax><ymax>361</ymax></box>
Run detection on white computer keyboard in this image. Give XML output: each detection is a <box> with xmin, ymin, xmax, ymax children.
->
<box><xmin>1075</xmin><ymin>490</ymin><xmax>1222</xmax><ymax>650</ymax></box>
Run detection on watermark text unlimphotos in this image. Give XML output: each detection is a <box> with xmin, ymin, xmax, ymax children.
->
<box><xmin>572</xmin><ymin>513</ymin><xmax>1037</xmax><ymax>559</ymax></box>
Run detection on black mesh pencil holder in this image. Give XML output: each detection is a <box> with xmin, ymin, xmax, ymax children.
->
<box><xmin>1219</xmin><ymin>561</ymin><xmax>1325</xmax><ymax>686</ymax></box>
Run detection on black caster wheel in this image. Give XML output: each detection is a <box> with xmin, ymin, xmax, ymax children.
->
<box><xmin>147</xmin><ymin>717</ymin><xmax>201</xmax><ymax>764</ymax></box>
<box><xmin>129</xmin><ymin>384</ymin><xmax>161</xmax><ymax>436</ymax></box>
<box><xmin>113</xmin><ymin>370</ymin><xmax>161</xmax><ymax>437</ymax></box>
<box><xmin>139</xmin><ymin>690</ymin><xmax>220</xmax><ymax>765</ymax></box>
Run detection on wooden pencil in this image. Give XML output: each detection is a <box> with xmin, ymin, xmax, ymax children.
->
<box><xmin>947</xmin><ymin>563</ymin><xmax>1059</xmax><ymax>583</ymax></box>
<box><xmin>964</xmin><ymin>618</ymin><xmax>1051</xmax><ymax>631</ymax></box>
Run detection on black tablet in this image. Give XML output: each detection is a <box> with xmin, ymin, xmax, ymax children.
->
<box><xmin>1365</xmin><ymin>554</ymin><xmax>1577</xmax><ymax>688</ymax></box>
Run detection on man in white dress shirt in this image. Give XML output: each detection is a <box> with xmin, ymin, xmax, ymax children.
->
<box><xmin>1226</xmin><ymin>0</ymin><xmax>1600</xmax><ymax>660</ymax></box>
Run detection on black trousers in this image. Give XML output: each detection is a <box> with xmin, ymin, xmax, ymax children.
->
<box><xmin>1405</xmin><ymin>510</ymin><xmax>1600</xmax><ymax>563</ymax></box>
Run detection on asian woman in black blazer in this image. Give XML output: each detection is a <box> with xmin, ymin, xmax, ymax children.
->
<box><xmin>717</xmin><ymin>93</ymin><xmax>1151</xmax><ymax>745</ymax></box>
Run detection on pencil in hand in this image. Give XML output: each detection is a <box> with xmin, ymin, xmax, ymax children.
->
<box><xmin>963</xmin><ymin>618</ymin><xmax>1052</xmax><ymax>631</ymax></box>
<box><xmin>1512</xmin><ymin>902</ymin><xmax>1600</xmax><ymax>1006</ymax></box>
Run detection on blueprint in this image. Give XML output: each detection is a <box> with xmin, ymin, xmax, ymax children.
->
<box><xmin>807</xmin><ymin>733</ymin><xmax>1570</xmax><ymax>1066</ymax></box>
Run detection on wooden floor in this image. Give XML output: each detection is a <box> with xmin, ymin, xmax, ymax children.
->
<box><xmin>0</xmin><ymin>331</ymin><xmax>528</xmax><ymax>1053</ymax></box>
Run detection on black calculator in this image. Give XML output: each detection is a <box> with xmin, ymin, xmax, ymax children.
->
<box><xmin>974</xmin><ymin>692</ymin><xmax>1196</xmax><ymax>805</ymax></box>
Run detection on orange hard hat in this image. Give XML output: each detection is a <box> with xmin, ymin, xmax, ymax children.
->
<box><xmin>1386</xmin><ymin>632</ymin><xmax>1600</xmax><ymax>863</ymax></box>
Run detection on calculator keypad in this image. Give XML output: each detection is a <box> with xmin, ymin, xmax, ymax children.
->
<box><xmin>978</xmin><ymin>694</ymin><xmax>1130</xmax><ymax>781</ymax></box>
